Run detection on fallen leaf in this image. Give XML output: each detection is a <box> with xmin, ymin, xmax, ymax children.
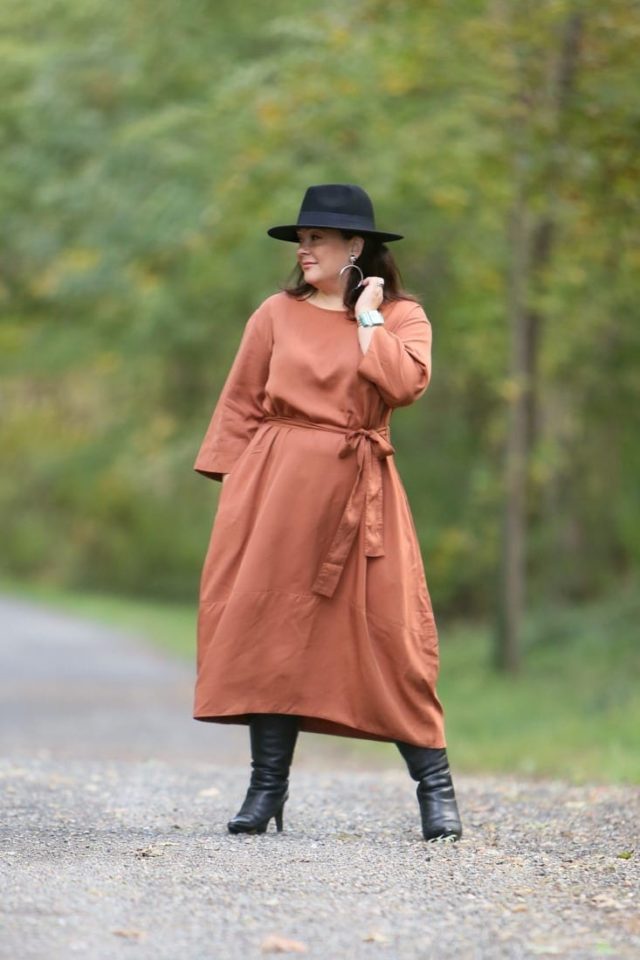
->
<box><xmin>47</xmin><ymin>773</ymin><xmax>75</xmax><ymax>786</ymax></box>
<box><xmin>593</xmin><ymin>943</ymin><xmax>616</xmax><ymax>956</ymax></box>
<box><xmin>134</xmin><ymin>842</ymin><xmax>177</xmax><ymax>859</ymax></box>
<box><xmin>135</xmin><ymin>845</ymin><xmax>164</xmax><ymax>858</ymax></box>
<box><xmin>590</xmin><ymin>894</ymin><xmax>625</xmax><ymax>911</ymax></box>
<box><xmin>616</xmin><ymin>850</ymin><xmax>634</xmax><ymax>860</ymax></box>
<box><xmin>362</xmin><ymin>931</ymin><xmax>389</xmax><ymax>943</ymax></box>
<box><xmin>261</xmin><ymin>933</ymin><xmax>308</xmax><ymax>954</ymax></box>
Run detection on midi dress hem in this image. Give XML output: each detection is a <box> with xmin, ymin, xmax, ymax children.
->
<box><xmin>193</xmin><ymin>711</ymin><xmax>446</xmax><ymax>749</ymax></box>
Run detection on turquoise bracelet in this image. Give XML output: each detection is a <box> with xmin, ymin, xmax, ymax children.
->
<box><xmin>357</xmin><ymin>310</ymin><xmax>385</xmax><ymax>328</ymax></box>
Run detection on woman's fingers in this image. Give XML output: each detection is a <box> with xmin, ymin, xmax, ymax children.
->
<box><xmin>355</xmin><ymin>276</ymin><xmax>385</xmax><ymax>313</ymax></box>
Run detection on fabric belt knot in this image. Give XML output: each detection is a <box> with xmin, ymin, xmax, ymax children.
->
<box><xmin>262</xmin><ymin>415</ymin><xmax>395</xmax><ymax>600</ymax></box>
<box><xmin>338</xmin><ymin>427</ymin><xmax>395</xmax><ymax>462</ymax></box>
<box><xmin>314</xmin><ymin>423</ymin><xmax>395</xmax><ymax>598</ymax></box>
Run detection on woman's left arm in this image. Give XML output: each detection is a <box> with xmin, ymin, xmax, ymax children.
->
<box><xmin>357</xmin><ymin>303</ymin><xmax>432</xmax><ymax>408</ymax></box>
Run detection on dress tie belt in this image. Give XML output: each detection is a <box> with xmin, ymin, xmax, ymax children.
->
<box><xmin>263</xmin><ymin>415</ymin><xmax>395</xmax><ymax>599</ymax></box>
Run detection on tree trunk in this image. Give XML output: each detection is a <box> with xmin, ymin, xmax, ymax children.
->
<box><xmin>496</xmin><ymin>184</ymin><xmax>531</xmax><ymax>673</ymax></box>
<box><xmin>495</xmin><ymin>10</ymin><xmax>584</xmax><ymax>672</ymax></box>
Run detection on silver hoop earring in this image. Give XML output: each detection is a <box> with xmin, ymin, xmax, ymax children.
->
<box><xmin>339</xmin><ymin>255</ymin><xmax>364</xmax><ymax>288</ymax></box>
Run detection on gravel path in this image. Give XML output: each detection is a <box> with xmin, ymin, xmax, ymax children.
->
<box><xmin>1</xmin><ymin>595</ymin><xmax>638</xmax><ymax>959</ymax></box>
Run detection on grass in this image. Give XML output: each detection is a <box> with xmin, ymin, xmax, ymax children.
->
<box><xmin>2</xmin><ymin>576</ymin><xmax>638</xmax><ymax>784</ymax></box>
<box><xmin>437</xmin><ymin>585</ymin><xmax>640</xmax><ymax>784</ymax></box>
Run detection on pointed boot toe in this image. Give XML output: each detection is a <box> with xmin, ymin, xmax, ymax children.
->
<box><xmin>227</xmin><ymin>788</ymin><xmax>288</xmax><ymax>835</ymax></box>
<box><xmin>417</xmin><ymin>779</ymin><xmax>462</xmax><ymax>842</ymax></box>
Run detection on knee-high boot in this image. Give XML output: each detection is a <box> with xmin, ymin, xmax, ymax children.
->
<box><xmin>227</xmin><ymin>714</ymin><xmax>299</xmax><ymax>835</ymax></box>
<box><xmin>395</xmin><ymin>742</ymin><xmax>462</xmax><ymax>842</ymax></box>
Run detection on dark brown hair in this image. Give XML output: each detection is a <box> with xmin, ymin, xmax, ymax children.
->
<box><xmin>283</xmin><ymin>232</ymin><xmax>418</xmax><ymax>319</ymax></box>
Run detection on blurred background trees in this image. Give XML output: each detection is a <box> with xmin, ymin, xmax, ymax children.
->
<box><xmin>2</xmin><ymin>0</ymin><xmax>638</xmax><ymax>667</ymax></box>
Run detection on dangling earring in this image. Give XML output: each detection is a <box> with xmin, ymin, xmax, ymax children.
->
<box><xmin>339</xmin><ymin>254</ymin><xmax>364</xmax><ymax>288</ymax></box>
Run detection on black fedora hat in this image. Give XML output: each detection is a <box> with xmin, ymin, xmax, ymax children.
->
<box><xmin>267</xmin><ymin>184</ymin><xmax>403</xmax><ymax>243</ymax></box>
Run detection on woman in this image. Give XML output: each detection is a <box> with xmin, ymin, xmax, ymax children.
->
<box><xmin>193</xmin><ymin>183</ymin><xmax>462</xmax><ymax>843</ymax></box>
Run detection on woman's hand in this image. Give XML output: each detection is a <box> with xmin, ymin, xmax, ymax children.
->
<box><xmin>355</xmin><ymin>277</ymin><xmax>385</xmax><ymax>356</ymax></box>
<box><xmin>354</xmin><ymin>276</ymin><xmax>385</xmax><ymax>315</ymax></box>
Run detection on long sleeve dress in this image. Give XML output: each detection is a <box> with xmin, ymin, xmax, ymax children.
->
<box><xmin>193</xmin><ymin>291</ymin><xmax>446</xmax><ymax>748</ymax></box>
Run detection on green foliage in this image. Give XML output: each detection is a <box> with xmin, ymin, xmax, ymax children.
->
<box><xmin>1</xmin><ymin>0</ymin><xmax>638</xmax><ymax>621</ymax></box>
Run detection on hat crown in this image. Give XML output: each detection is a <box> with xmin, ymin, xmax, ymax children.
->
<box><xmin>298</xmin><ymin>184</ymin><xmax>375</xmax><ymax>227</ymax></box>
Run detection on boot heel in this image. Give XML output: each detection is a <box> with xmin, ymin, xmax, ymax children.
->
<box><xmin>275</xmin><ymin>804</ymin><xmax>284</xmax><ymax>832</ymax></box>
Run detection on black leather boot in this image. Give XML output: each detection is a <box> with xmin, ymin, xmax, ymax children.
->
<box><xmin>227</xmin><ymin>714</ymin><xmax>299</xmax><ymax>835</ymax></box>
<box><xmin>395</xmin><ymin>742</ymin><xmax>462</xmax><ymax>842</ymax></box>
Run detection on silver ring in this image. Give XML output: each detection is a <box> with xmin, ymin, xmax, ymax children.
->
<box><xmin>376</xmin><ymin>279</ymin><xmax>385</xmax><ymax>286</ymax></box>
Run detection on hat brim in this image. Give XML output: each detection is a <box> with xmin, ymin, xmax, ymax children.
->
<box><xmin>267</xmin><ymin>224</ymin><xmax>403</xmax><ymax>243</ymax></box>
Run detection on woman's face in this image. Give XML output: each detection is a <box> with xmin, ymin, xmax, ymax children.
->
<box><xmin>296</xmin><ymin>228</ymin><xmax>363</xmax><ymax>293</ymax></box>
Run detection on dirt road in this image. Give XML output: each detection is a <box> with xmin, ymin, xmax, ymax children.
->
<box><xmin>1</xmin><ymin>595</ymin><xmax>637</xmax><ymax>959</ymax></box>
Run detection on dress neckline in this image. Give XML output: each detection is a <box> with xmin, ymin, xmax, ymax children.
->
<box><xmin>300</xmin><ymin>297</ymin><xmax>348</xmax><ymax>315</ymax></box>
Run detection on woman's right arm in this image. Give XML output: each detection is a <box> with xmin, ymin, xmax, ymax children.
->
<box><xmin>193</xmin><ymin>300</ymin><xmax>274</xmax><ymax>482</ymax></box>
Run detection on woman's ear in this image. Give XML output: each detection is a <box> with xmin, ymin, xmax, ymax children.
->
<box><xmin>351</xmin><ymin>236</ymin><xmax>365</xmax><ymax>259</ymax></box>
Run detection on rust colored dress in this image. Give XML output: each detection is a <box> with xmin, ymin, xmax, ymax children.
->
<box><xmin>193</xmin><ymin>291</ymin><xmax>446</xmax><ymax>748</ymax></box>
